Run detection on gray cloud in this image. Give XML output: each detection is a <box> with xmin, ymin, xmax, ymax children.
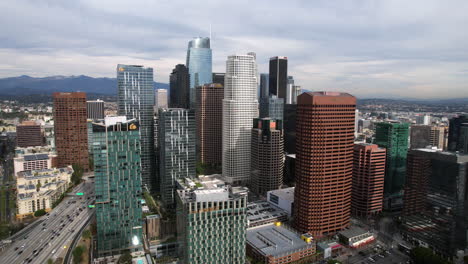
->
<box><xmin>1</xmin><ymin>0</ymin><xmax>468</xmax><ymax>98</ymax></box>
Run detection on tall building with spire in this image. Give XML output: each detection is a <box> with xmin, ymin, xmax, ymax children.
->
<box><xmin>293</xmin><ymin>92</ymin><xmax>356</xmax><ymax>237</ymax></box>
<box><xmin>117</xmin><ymin>64</ymin><xmax>155</xmax><ymax>191</ymax></box>
<box><xmin>186</xmin><ymin>37</ymin><xmax>212</xmax><ymax>108</ymax></box>
<box><xmin>222</xmin><ymin>53</ymin><xmax>259</xmax><ymax>185</ymax></box>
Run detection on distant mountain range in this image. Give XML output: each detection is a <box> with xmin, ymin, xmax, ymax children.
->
<box><xmin>0</xmin><ymin>75</ymin><xmax>169</xmax><ymax>96</ymax></box>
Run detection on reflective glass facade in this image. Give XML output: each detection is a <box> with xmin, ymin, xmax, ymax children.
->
<box><xmin>117</xmin><ymin>64</ymin><xmax>155</xmax><ymax>191</ymax></box>
<box><xmin>93</xmin><ymin>119</ymin><xmax>143</xmax><ymax>257</ymax></box>
<box><xmin>259</xmin><ymin>97</ymin><xmax>284</xmax><ymax>121</ymax></box>
<box><xmin>186</xmin><ymin>37</ymin><xmax>212</xmax><ymax>108</ymax></box>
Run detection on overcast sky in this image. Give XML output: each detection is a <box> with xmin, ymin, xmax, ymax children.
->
<box><xmin>1</xmin><ymin>0</ymin><xmax>468</xmax><ymax>98</ymax></box>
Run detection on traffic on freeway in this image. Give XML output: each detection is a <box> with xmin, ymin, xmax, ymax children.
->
<box><xmin>0</xmin><ymin>178</ymin><xmax>95</xmax><ymax>264</ymax></box>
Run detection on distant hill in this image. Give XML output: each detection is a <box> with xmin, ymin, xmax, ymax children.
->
<box><xmin>0</xmin><ymin>75</ymin><xmax>169</xmax><ymax>96</ymax></box>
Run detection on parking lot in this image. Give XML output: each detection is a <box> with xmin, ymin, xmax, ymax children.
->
<box><xmin>343</xmin><ymin>245</ymin><xmax>410</xmax><ymax>264</ymax></box>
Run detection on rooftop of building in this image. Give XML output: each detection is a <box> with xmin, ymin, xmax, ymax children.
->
<box><xmin>14</xmin><ymin>153</ymin><xmax>50</xmax><ymax>162</ymax></box>
<box><xmin>247</xmin><ymin>201</ymin><xmax>289</xmax><ymax>225</ymax></box>
<box><xmin>177</xmin><ymin>175</ymin><xmax>248</xmax><ymax>203</ymax></box>
<box><xmin>338</xmin><ymin>227</ymin><xmax>370</xmax><ymax>239</ymax></box>
<box><xmin>268</xmin><ymin>187</ymin><xmax>295</xmax><ymax>202</ymax></box>
<box><xmin>146</xmin><ymin>214</ymin><xmax>161</xmax><ymax>220</ymax></box>
<box><xmin>412</xmin><ymin>147</ymin><xmax>468</xmax><ymax>162</ymax></box>
<box><xmin>17</xmin><ymin>166</ymin><xmax>73</xmax><ymax>179</ymax></box>
<box><xmin>18</xmin><ymin>121</ymin><xmax>39</xmax><ymax>126</ymax></box>
<box><xmin>247</xmin><ymin>223</ymin><xmax>314</xmax><ymax>257</ymax></box>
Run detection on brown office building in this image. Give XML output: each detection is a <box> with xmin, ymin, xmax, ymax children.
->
<box><xmin>410</xmin><ymin>125</ymin><xmax>446</xmax><ymax>150</ymax></box>
<box><xmin>53</xmin><ymin>92</ymin><xmax>89</xmax><ymax>171</ymax></box>
<box><xmin>16</xmin><ymin>121</ymin><xmax>43</xmax><ymax>147</ymax></box>
<box><xmin>251</xmin><ymin>118</ymin><xmax>284</xmax><ymax>195</ymax></box>
<box><xmin>196</xmin><ymin>83</ymin><xmax>223</xmax><ymax>166</ymax></box>
<box><xmin>402</xmin><ymin>150</ymin><xmax>431</xmax><ymax>215</ymax></box>
<box><xmin>293</xmin><ymin>92</ymin><xmax>356</xmax><ymax>237</ymax></box>
<box><xmin>352</xmin><ymin>143</ymin><xmax>386</xmax><ymax>217</ymax></box>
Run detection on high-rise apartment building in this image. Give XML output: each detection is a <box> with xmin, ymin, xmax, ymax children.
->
<box><xmin>93</xmin><ymin>117</ymin><xmax>143</xmax><ymax>257</ymax></box>
<box><xmin>402</xmin><ymin>148</ymin><xmax>468</xmax><ymax>258</ymax></box>
<box><xmin>448</xmin><ymin>115</ymin><xmax>468</xmax><ymax>151</ymax></box>
<box><xmin>169</xmin><ymin>64</ymin><xmax>190</xmax><ymax>109</ymax></box>
<box><xmin>293</xmin><ymin>92</ymin><xmax>356</xmax><ymax>237</ymax></box>
<box><xmin>53</xmin><ymin>92</ymin><xmax>89</xmax><ymax>170</ymax></box>
<box><xmin>212</xmin><ymin>72</ymin><xmax>225</xmax><ymax>86</ymax></box>
<box><xmin>117</xmin><ymin>64</ymin><xmax>155</xmax><ymax>191</ymax></box>
<box><xmin>154</xmin><ymin>89</ymin><xmax>168</xmax><ymax>110</ymax></box>
<box><xmin>16</xmin><ymin>121</ymin><xmax>43</xmax><ymax>148</ymax></box>
<box><xmin>352</xmin><ymin>143</ymin><xmax>386</xmax><ymax>217</ymax></box>
<box><xmin>410</xmin><ymin>125</ymin><xmax>446</xmax><ymax>150</ymax></box>
<box><xmin>269</xmin><ymin>56</ymin><xmax>288</xmax><ymax>99</ymax></box>
<box><xmin>186</xmin><ymin>37</ymin><xmax>212</xmax><ymax>107</ymax></box>
<box><xmin>158</xmin><ymin>108</ymin><xmax>196</xmax><ymax>207</ymax></box>
<box><xmin>374</xmin><ymin>122</ymin><xmax>409</xmax><ymax>211</ymax></box>
<box><xmin>251</xmin><ymin>118</ymin><xmax>284</xmax><ymax>195</ymax></box>
<box><xmin>259</xmin><ymin>73</ymin><xmax>269</xmax><ymax>99</ymax></box>
<box><xmin>196</xmin><ymin>83</ymin><xmax>223</xmax><ymax>166</ymax></box>
<box><xmin>176</xmin><ymin>175</ymin><xmax>248</xmax><ymax>264</ymax></box>
<box><xmin>86</xmin><ymin>99</ymin><xmax>105</xmax><ymax>120</ymax></box>
<box><xmin>222</xmin><ymin>53</ymin><xmax>259</xmax><ymax>185</ymax></box>
<box><xmin>259</xmin><ymin>97</ymin><xmax>284</xmax><ymax>121</ymax></box>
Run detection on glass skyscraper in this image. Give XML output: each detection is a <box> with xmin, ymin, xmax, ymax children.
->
<box><xmin>93</xmin><ymin>117</ymin><xmax>143</xmax><ymax>257</ymax></box>
<box><xmin>259</xmin><ymin>96</ymin><xmax>284</xmax><ymax>121</ymax></box>
<box><xmin>117</xmin><ymin>64</ymin><xmax>155</xmax><ymax>192</ymax></box>
<box><xmin>186</xmin><ymin>37</ymin><xmax>212</xmax><ymax>108</ymax></box>
<box><xmin>158</xmin><ymin>108</ymin><xmax>196</xmax><ymax>207</ymax></box>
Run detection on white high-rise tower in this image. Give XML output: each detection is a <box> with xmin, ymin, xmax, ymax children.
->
<box><xmin>222</xmin><ymin>53</ymin><xmax>259</xmax><ymax>185</ymax></box>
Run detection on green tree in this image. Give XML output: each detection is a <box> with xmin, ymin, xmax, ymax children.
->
<box><xmin>47</xmin><ymin>259</ymin><xmax>53</xmax><ymax>264</ymax></box>
<box><xmin>464</xmin><ymin>256</ymin><xmax>468</xmax><ymax>264</ymax></box>
<box><xmin>118</xmin><ymin>250</ymin><xmax>133</xmax><ymax>264</ymax></box>
<box><xmin>327</xmin><ymin>260</ymin><xmax>342</xmax><ymax>264</ymax></box>
<box><xmin>410</xmin><ymin>247</ymin><xmax>451</xmax><ymax>264</ymax></box>
<box><xmin>34</xmin><ymin>209</ymin><xmax>46</xmax><ymax>217</ymax></box>
<box><xmin>82</xmin><ymin>229</ymin><xmax>91</xmax><ymax>239</ymax></box>
<box><xmin>88</xmin><ymin>156</ymin><xmax>94</xmax><ymax>171</ymax></box>
<box><xmin>71</xmin><ymin>164</ymin><xmax>84</xmax><ymax>185</ymax></box>
<box><xmin>72</xmin><ymin>245</ymin><xmax>85</xmax><ymax>264</ymax></box>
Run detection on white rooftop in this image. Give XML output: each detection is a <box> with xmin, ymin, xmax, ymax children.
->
<box><xmin>268</xmin><ymin>187</ymin><xmax>295</xmax><ymax>202</ymax></box>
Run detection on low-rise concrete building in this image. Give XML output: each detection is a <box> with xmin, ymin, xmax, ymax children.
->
<box><xmin>16</xmin><ymin>166</ymin><xmax>72</xmax><ymax>219</ymax></box>
<box><xmin>14</xmin><ymin>153</ymin><xmax>57</xmax><ymax>176</ymax></box>
<box><xmin>338</xmin><ymin>227</ymin><xmax>375</xmax><ymax>248</ymax></box>
<box><xmin>246</xmin><ymin>222</ymin><xmax>316</xmax><ymax>264</ymax></box>
<box><xmin>247</xmin><ymin>201</ymin><xmax>289</xmax><ymax>228</ymax></box>
<box><xmin>267</xmin><ymin>187</ymin><xmax>294</xmax><ymax>216</ymax></box>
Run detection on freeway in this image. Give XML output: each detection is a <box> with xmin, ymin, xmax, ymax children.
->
<box><xmin>0</xmin><ymin>178</ymin><xmax>95</xmax><ymax>264</ymax></box>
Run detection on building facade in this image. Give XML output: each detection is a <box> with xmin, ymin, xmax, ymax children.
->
<box><xmin>293</xmin><ymin>92</ymin><xmax>356</xmax><ymax>237</ymax></box>
<box><xmin>212</xmin><ymin>72</ymin><xmax>225</xmax><ymax>86</ymax></box>
<box><xmin>155</xmin><ymin>89</ymin><xmax>168</xmax><ymax>110</ymax></box>
<box><xmin>93</xmin><ymin>117</ymin><xmax>143</xmax><ymax>257</ymax></box>
<box><xmin>448</xmin><ymin>115</ymin><xmax>468</xmax><ymax>151</ymax></box>
<box><xmin>169</xmin><ymin>64</ymin><xmax>190</xmax><ymax>109</ymax></box>
<box><xmin>352</xmin><ymin>143</ymin><xmax>386</xmax><ymax>217</ymax></box>
<box><xmin>402</xmin><ymin>148</ymin><xmax>468</xmax><ymax>258</ymax></box>
<box><xmin>251</xmin><ymin>118</ymin><xmax>284</xmax><ymax>195</ymax></box>
<box><xmin>269</xmin><ymin>56</ymin><xmax>288</xmax><ymax>99</ymax></box>
<box><xmin>222</xmin><ymin>53</ymin><xmax>259</xmax><ymax>185</ymax></box>
<box><xmin>259</xmin><ymin>73</ymin><xmax>269</xmax><ymax>99</ymax></box>
<box><xmin>176</xmin><ymin>175</ymin><xmax>248</xmax><ymax>264</ymax></box>
<box><xmin>186</xmin><ymin>37</ymin><xmax>212</xmax><ymax>108</ymax></box>
<box><xmin>53</xmin><ymin>92</ymin><xmax>89</xmax><ymax>170</ymax></box>
<box><xmin>374</xmin><ymin>122</ymin><xmax>409</xmax><ymax>211</ymax></box>
<box><xmin>16</xmin><ymin>121</ymin><xmax>43</xmax><ymax>148</ymax></box>
<box><xmin>16</xmin><ymin>166</ymin><xmax>72</xmax><ymax>219</ymax></box>
<box><xmin>410</xmin><ymin>125</ymin><xmax>446</xmax><ymax>150</ymax></box>
<box><xmin>117</xmin><ymin>64</ymin><xmax>155</xmax><ymax>191</ymax></box>
<box><xmin>14</xmin><ymin>153</ymin><xmax>55</xmax><ymax>176</ymax></box>
<box><xmin>158</xmin><ymin>109</ymin><xmax>196</xmax><ymax>207</ymax></box>
<box><xmin>283</xmin><ymin>104</ymin><xmax>297</xmax><ymax>154</ymax></box>
<box><xmin>259</xmin><ymin>97</ymin><xmax>284</xmax><ymax>121</ymax></box>
<box><xmin>196</xmin><ymin>83</ymin><xmax>223</xmax><ymax>166</ymax></box>
<box><xmin>87</xmin><ymin>99</ymin><xmax>105</xmax><ymax>120</ymax></box>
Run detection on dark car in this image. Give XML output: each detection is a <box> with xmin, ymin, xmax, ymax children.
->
<box><xmin>18</xmin><ymin>250</ymin><xmax>23</xmax><ymax>255</ymax></box>
<box><xmin>14</xmin><ymin>247</ymin><xmax>19</xmax><ymax>251</ymax></box>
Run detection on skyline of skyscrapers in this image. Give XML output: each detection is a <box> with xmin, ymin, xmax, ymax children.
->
<box><xmin>117</xmin><ymin>64</ymin><xmax>156</xmax><ymax>191</ymax></box>
<box><xmin>53</xmin><ymin>92</ymin><xmax>89</xmax><ymax>170</ymax></box>
<box><xmin>169</xmin><ymin>64</ymin><xmax>190</xmax><ymax>109</ymax></box>
<box><xmin>186</xmin><ymin>37</ymin><xmax>212</xmax><ymax>108</ymax></box>
<box><xmin>222</xmin><ymin>53</ymin><xmax>259</xmax><ymax>185</ymax></box>
<box><xmin>93</xmin><ymin>117</ymin><xmax>143</xmax><ymax>257</ymax></box>
<box><xmin>293</xmin><ymin>92</ymin><xmax>356</xmax><ymax>237</ymax></box>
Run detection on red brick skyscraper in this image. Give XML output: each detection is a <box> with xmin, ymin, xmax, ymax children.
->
<box><xmin>53</xmin><ymin>92</ymin><xmax>89</xmax><ymax>170</ymax></box>
<box><xmin>352</xmin><ymin>143</ymin><xmax>386</xmax><ymax>217</ymax></box>
<box><xmin>294</xmin><ymin>92</ymin><xmax>356</xmax><ymax>237</ymax></box>
<box><xmin>196</xmin><ymin>83</ymin><xmax>223</xmax><ymax>166</ymax></box>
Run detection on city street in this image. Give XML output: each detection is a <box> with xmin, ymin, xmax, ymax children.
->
<box><xmin>0</xmin><ymin>178</ymin><xmax>95</xmax><ymax>264</ymax></box>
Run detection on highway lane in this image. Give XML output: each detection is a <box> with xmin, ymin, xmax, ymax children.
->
<box><xmin>0</xmin><ymin>178</ymin><xmax>95</xmax><ymax>264</ymax></box>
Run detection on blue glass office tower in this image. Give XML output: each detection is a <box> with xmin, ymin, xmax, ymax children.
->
<box><xmin>186</xmin><ymin>37</ymin><xmax>212</xmax><ymax>108</ymax></box>
<box><xmin>93</xmin><ymin>117</ymin><xmax>143</xmax><ymax>257</ymax></box>
<box><xmin>259</xmin><ymin>73</ymin><xmax>269</xmax><ymax>99</ymax></box>
<box><xmin>117</xmin><ymin>64</ymin><xmax>155</xmax><ymax>192</ymax></box>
